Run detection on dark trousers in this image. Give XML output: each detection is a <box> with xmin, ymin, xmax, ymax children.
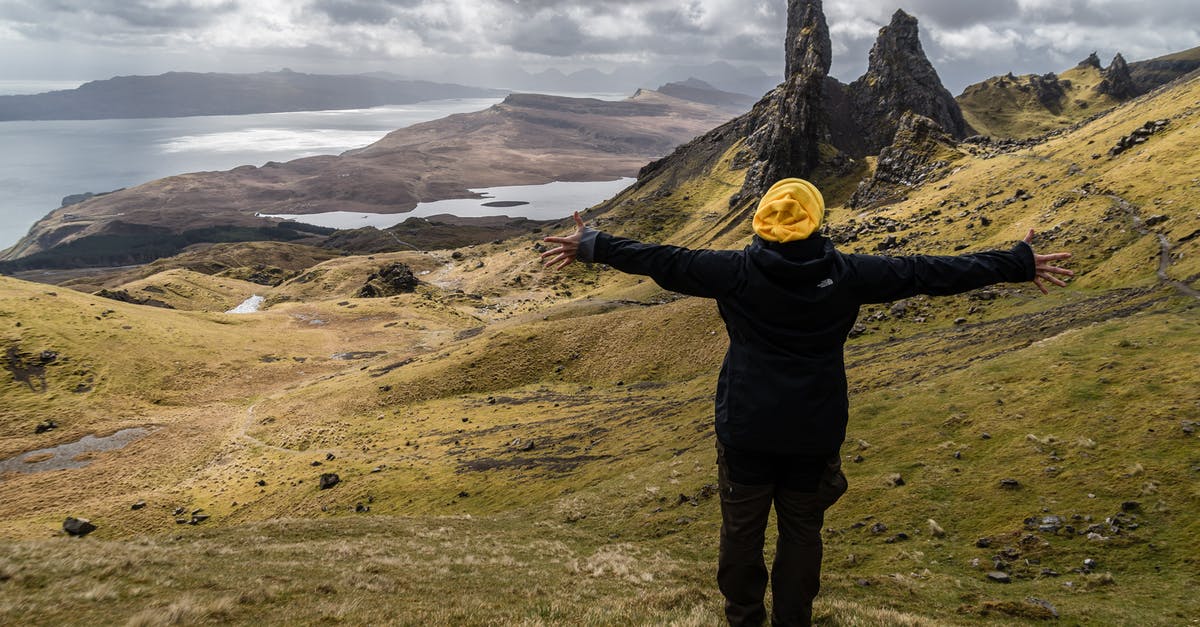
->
<box><xmin>716</xmin><ymin>442</ymin><xmax>848</xmax><ymax>627</ymax></box>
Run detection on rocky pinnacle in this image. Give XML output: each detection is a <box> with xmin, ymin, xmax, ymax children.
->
<box><xmin>847</xmin><ymin>10</ymin><xmax>968</xmax><ymax>154</ymax></box>
<box><xmin>1098</xmin><ymin>53</ymin><xmax>1139</xmax><ymax>99</ymax></box>
<box><xmin>732</xmin><ymin>0</ymin><xmax>830</xmax><ymax>208</ymax></box>
<box><xmin>785</xmin><ymin>0</ymin><xmax>832</xmax><ymax>79</ymax></box>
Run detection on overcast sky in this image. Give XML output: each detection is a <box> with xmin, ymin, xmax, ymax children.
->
<box><xmin>1</xmin><ymin>0</ymin><xmax>1197</xmax><ymax>94</ymax></box>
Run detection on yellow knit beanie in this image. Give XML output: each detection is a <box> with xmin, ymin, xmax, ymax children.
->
<box><xmin>752</xmin><ymin>178</ymin><xmax>825</xmax><ymax>243</ymax></box>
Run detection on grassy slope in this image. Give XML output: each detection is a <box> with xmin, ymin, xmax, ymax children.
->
<box><xmin>958</xmin><ymin>65</ymin><xmax>1117</xmax><ymax>139</ymax></box>
<box><xmin>0</xmin><ymin>75</ymin><xmax>1198</xmax><ymax>625</ymax></box>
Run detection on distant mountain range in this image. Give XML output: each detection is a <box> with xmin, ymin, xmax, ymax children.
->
<box><xmin>0</xmin><ymin>69</ymin><xmax>507</xmax><ymax>121</ymax></box>
<box><xmin>371</xmin><ymin>60</ymin><xmax>781</xmax><ymax>99</ymax></box>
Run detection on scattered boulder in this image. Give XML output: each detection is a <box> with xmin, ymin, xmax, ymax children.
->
<box><xmin>131</xmin><ymin>501</ymin><xmax>146</xmax><ymax>511</ymax></box>
<box><xmin>62</xmin><ymin>517</ymin><xmax>97</xmax><ymax>536</ymax></box>
<box><xmin>356</xmin><ymin>263</ymin><xmax>419</xmax><ymax>298</ymax></box>
<box><xmin>1038</xmin><ymin>515</ymin><xmax>1063</xmax><ymax>533</ymax></box>
<box><xmin>986</xmin><ymin>571</ymin><xmax>1012</xmax><ymax>584</ymax></box>
<box><xmin>319</xmin><ymin>473</ymin><xmax>340</xmax><ymax>490</ymax></box>
<box><xmin>1109</xmin><ymin>119</ymin><xmax>1169</xmax><ymax>157</ymax></box>
<box><xmin>1000</xmin><ymin>478</ymin><xmax>1021</xmax><ymax>489</ymax></box>
<box><xmin>509</xmin><ymin>438</ymin><xmax>536</xmax><ymax>452</ymax></box>
<box><xmin>34</xmin><ymin>420</ymin><xmax>58</xmax><ymax>434</ymax></box>
<box><xmin>1024</xmin><ymin>597</ymin><xmax>1060</xmax><ymax>619</ymax></box>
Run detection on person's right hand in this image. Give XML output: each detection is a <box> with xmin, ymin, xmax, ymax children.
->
<box><xmin>1023</xmin><ymin>229</ymin><xmax>1073</xmax><ymax>294</ymax></box>
<box><xmin>541</xmin><ymin>212</ymin><xmax>586</xmax><ymax>270</ymax></box>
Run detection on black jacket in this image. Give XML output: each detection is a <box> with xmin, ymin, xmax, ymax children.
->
<box><xmin>579</xmin><ymin>230</ymin><xmax>1036</xmax><ymax>456</ymax></box>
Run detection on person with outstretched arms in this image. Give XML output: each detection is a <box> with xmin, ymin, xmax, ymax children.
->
<box><xmin>541</xmin><ymin>179</ymin><xmax>1073</xmax><ymax>627</ymax></box>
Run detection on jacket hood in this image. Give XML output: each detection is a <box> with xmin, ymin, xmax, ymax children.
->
<box><xmin>747</xmin><ymin>235</ymin><xmax>838</xmax><ymax>286</ymax></box>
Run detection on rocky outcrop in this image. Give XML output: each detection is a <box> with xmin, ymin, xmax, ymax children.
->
<box><xmin>729</xmin><ymin>0</ymin><xmax>831</xmax><ymax>207</ymax></box>
<box><xmin>93</xmin><ymin>288</ymin><xmax>174</xmax><ymax>309</ymax></box>
<box><xmin>1097</xmin><ymin>53</ymin><xmax>1139</xmax><ymax>99</ymax></box>
<box><xmin>849</xmin><ymin>113</ymin><xmax>963</xmax><ymax>209</ymax></box>
<box><xmin>1109</xmin><ymin>119</ymin><xmax>1169</xmax><ymax>157</ymax></box>
<box><xmin>845</xmin><ymin>10</ymin><xmax>969</xmax><ymax>154</ymax></box>
<box><xmin>1079</xmin><ymin>52</ymin><xmax>1103</xmax><ymax>70</ymax></box>
<box><xmin>356</xmin><ymin>263</ymin><xmax>419</xmax><ymax>298</ymax></box>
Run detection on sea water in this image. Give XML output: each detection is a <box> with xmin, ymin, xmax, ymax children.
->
<box><xmin>0</xmin><ymin>98</ymin><xmax>514</xmax><ymax>249</ymax></box>
<box><xmin>0</xmin><ymin>92</ymin><xmax>631</xmax><ymax>250</ymax></box>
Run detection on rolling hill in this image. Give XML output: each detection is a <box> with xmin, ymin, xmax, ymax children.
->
<box><xmin>1</xmin><ymin>4</ymin><xmax>1198</xmax><ymax>626</ymax></box>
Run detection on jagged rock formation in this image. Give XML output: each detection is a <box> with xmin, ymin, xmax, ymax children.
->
<box><xmin>356</xmin><ymin>263</ymin><xmax>419</xmax><ymax>298</ymax></box>
<box><xmin>1079</xmin><ymin>52</ymin><xmax>1103</xmax><ymax>70</ymax></box>
<box><xmin>848</xmin><ymin>113</ymin><xmax>963</xmax><ymax>209</ymax></box>
<box><xmin>1097</xmin><ymin>53</ymin><xmax>1138</xmax><ymax>99</ymax></box>
<box><xmin>729</xmin><ymin>0</ymin><xmax>831</xmax><ymax>207</ymax></box>
<box><xmin>844</xmin><ymin>10</ymin><xmax>969</xmax><ymax>155</ymax></box>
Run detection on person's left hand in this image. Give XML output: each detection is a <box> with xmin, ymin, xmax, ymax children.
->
<box><xmin>1024</xmin><ymin>229</ymin><xmax>1073</xmax><ymax>294</ymax></box>
<box><xmin>541</xmin><ymin>212</ymin><xmax>586</xmax><ymax>270</ymax></box>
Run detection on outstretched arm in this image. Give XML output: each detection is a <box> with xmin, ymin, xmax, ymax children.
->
<box><xmin>847</xmin><ymin>229</ymin><xmax>1073</xmax><ymax>304</ymax></box>
<box><xmin>540</xmin><ymin>212</ymin><xmax>742</xmax><ymax>299</ymax></box>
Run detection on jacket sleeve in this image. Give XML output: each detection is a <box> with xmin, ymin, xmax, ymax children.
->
<box><xmin>844</xmin><ymin>241</ymin><xmax>1036</xmax><ymax>304</ymax></box>
<box><xmin>579</xmin><ymin>229</ymin><xmax>742</xmax><ymax>299</ymax></box>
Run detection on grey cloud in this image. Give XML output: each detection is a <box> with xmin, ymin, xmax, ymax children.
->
<box><xmin>899</xmin><ymin>0</ymin><xmax>1019</xmax><ymax>29</ymax></box>
<box><xmin>309</xmin><ymin>0</ymin><xmax>429</xmax><ymax>25</ymax></box>
<box><xmin>53</xmin><ymin>0</ymin><xmax>240</xmax><ymax>29</ymax></box>
<box><xmin>644</xmin><ymin>6</ymin><xmax>714</xmax><ymax>36</ymax></box>
<box><xmin>503</xmin><ymin>12</ymin><xmax>631</xmax><ymax>56</ymax></box>
<box><xmin>311</xmin><ymin>0</ymin><xmax>399</xmax><ymax>25</ymax></box>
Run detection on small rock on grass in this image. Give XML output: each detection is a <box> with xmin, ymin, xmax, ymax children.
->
<box><xmin>319</xmin><ymin>473</ymin><xmax>340</xmax><ymax>490</ymax></box>
<box><xmin>986</xmin><ymin>571</ymin><xmax>1012</xmax><ymax>583</ymax></box>
<box><xmin>63</xmin><ymin>517</ymin><xmax>97</xmax><ymax>536</ymax></box>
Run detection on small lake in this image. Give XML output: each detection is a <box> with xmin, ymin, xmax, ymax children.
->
<box><xmin>0</xmin><ymin>428</ymin><xmax>150</xmax><ymax>475</ymax></box>
<box><xmin>260</xmin><ymin>177</ymin><xmax>636</xmax><ymax>229</ymax></box>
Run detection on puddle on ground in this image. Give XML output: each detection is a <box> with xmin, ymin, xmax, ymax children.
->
<box><xmin>0</xmin><ymin>428</ymin><xmax>150</xmax><ymax>475</ymax></box>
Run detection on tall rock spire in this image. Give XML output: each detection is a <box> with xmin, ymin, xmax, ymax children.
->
<box><xmin>846</xmin><ymin>10</ymin><xmax>968</xmax><ymax>154</ymax></box>
<box><xmin>785</xmin><ymin>0</ymin><xmax>832</xmax><ymax>79</ymax></box>
<box><xmin>731</xmin><ymin>0</ymin><xmax>830</xmax><ymax>208</ymax></box>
